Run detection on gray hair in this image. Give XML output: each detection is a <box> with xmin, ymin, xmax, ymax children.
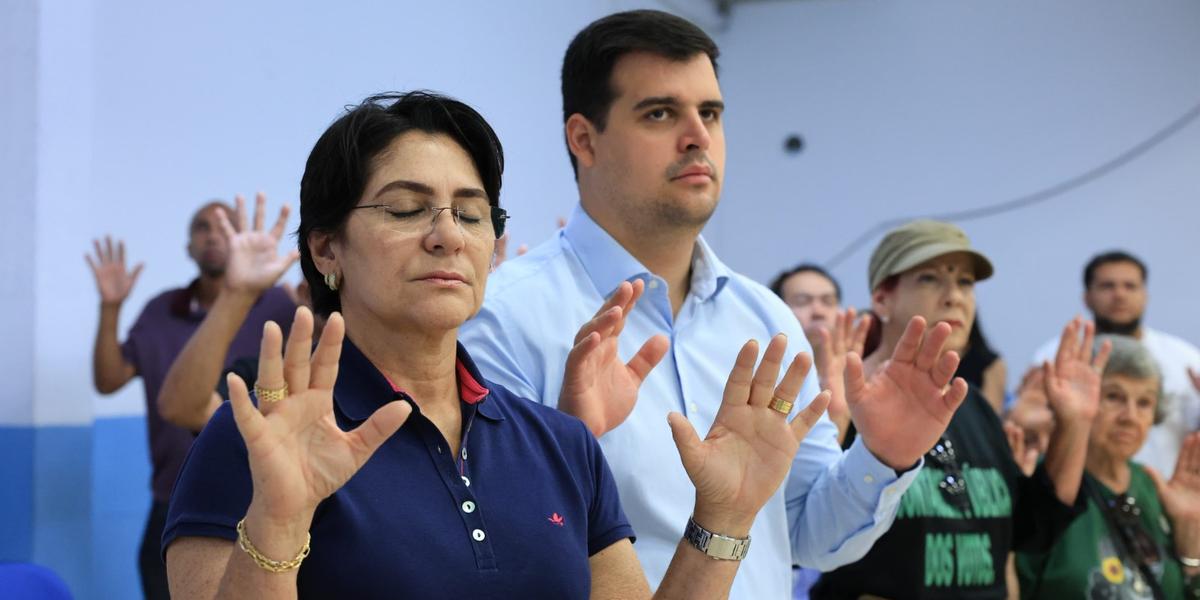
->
<box><xmin>1098</xmin><ymin>335</ymin><xmax>1167</xmax><ymax>424</ymax></box>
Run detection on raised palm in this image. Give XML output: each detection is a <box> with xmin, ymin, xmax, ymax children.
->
<box><xmin>847</xmin><ymin>317</ymin><xmax>969</xmax><ymax>470</ymax></box>
<box><xmin>559</xmin><ymin>280</ymin><xmax>670</xmax><ymax>436</ymax></box>
<box><xmin>218</xmin><ymin>193</ymin><xmax>300</xmax><ymax>296</ymax></box>
<box><xmin>1042</xmin><ymin>318</ymin><xmax>1110</xmax><ymax>422</ymax></box>
<box><xmin>812</xmin><ymin>308</ymin><xmax>870</xmax><ymax>426</ymax></box>
<box><xmin>226</xmin><ymin>307</ymin><xmax>411</xmax><ymax>521</ymax></box>
<box><xmin>668</xmin><ymin>335</ymin><xmax>831</xmax><ymax>524</ymax></box>
<box><xmin>85</xmin><ymin>236</ymin><xmax>143</xmax><ymax>305</ymax></box>
<box><xmin>1150</xmin><ymin>433</ymin><xmax>1200</xmax><ymax>524</ymax></box>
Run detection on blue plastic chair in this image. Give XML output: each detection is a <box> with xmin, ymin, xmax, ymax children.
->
<box><xmin>0</xmin><ymin>562</ymin><xmax>73</xmax><ymax>599</ymax></box>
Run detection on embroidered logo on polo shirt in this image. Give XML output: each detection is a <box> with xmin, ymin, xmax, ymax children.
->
<box><xmin>548</xmin><ymin>513</ymin><xmax>565</xmax><ymax>526</ymax></box>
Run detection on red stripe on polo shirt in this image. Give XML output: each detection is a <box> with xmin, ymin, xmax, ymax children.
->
<box><xmin>381</xmin><ymin>360</ymin><xmax>490</xmax><ymax>405</ymax></box>
<box><xmin>456</xmin><ymin>360</ymin><xmax>490</xmax><ymax>404</ymax></box>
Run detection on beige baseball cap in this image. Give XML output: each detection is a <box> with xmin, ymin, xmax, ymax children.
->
<box><xmin>868</xmin><ymin>219</ymin><xmax>994</xmax><ymax>291</ymax></box>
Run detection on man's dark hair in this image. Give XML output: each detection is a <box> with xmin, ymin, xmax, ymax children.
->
<box><xmin>1083</xmin><ymin>250</ymin><xmax>1148</xmax><ymax>289</ymax></box>
<box><xmin>298</xmin><ymin>91</ymin><xmax>504</xmax><ymax>316</ymax></box>
<box><xmin>769</xmin><ymin>263</ymin><xmax>842</xmax><ymax>303</ymax></box>
<box><xmin>560</xmin><ymin>9</ymin><xmax>719</xmax><ymax>177</ymax></box>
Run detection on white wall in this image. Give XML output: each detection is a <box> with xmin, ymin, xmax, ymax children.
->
<box><xmin>710</xmin><ymin>0</ymin><xmax>1200</xmax><ymax>386</ymax></box>
<box><xmin>29</xmin><ymin>0</ymin><xmax>716</xmax><ymax>424</ymax></box>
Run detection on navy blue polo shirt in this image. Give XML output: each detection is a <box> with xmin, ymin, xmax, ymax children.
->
<box><xmin>163</xmin><ymin>338</ymin><xmax>634</xmax><ymax>599</ymax></box>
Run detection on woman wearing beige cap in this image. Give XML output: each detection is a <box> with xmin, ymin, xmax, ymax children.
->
<box><xmin>813</xmin><ymin>219</ymin><xmax>1108</xmax><ymax>599</ymax></box>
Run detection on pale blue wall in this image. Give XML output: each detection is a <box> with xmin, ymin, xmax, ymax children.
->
<box><xmin>3</xmin><ymin>0</ymin><xmax>1198</xmax><ymax>598</ymax></box>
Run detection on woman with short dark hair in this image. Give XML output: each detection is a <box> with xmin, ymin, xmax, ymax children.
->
<box><xmin>1017</xmin><ymin>336</ymin><xmax>1200</xmax><ymax>599</ymax></box>
<box><xmin>161</xmin><ymin>91</ymin><xmax>831</xmax><ymax>599</ymax></box>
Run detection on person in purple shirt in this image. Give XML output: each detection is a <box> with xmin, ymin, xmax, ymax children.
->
<box><xmin>86</xmin><ymin>201</ymin><xmax>296</xmax><ymax>600</ymax></box>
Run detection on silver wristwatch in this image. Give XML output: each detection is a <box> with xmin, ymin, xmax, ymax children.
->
<box><xmin>683</xmin><ymin>517</ymin><xmax>751</xmax><ymax>561</ymax></box>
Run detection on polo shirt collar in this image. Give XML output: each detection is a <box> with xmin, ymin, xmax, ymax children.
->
<box><xmin>334</xmin><ymin>336</ymin><xmax>503</xmax><ymax>423</ymax></box>
<box><xmin>562</xmin><ymin>204</ymin><xmax>731</xmax><ymax>301</ymax></box>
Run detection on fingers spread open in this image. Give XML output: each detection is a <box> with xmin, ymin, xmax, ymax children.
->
<box><xmin>308</xmin><ymin>312</ymin><xmax>345</xmax><ymax>390</ymax></box>
<box><xmin>215</xmin><ymin>205</ymin><xmax>238</xmax><ymax>240</ymax></box>
<box><xmin>851</xmin><ymin>312</ymin><xmax>871</xmax><ymax>356</ymax></box>
<box><xmin>932</xmin><ymin>350</ymin><xmax>961</xmax><ymax>388</ymax></box>
<box><xmin>942</xmin><ymin>377</ymin><xmax>969</xmax><ymax>413</ymax></box>
<box><xmin>612</xmin><ymin>280</ymin><xmax>645</xmax><ymax>338</ymax></box>
<box><xmin>564</xmin><ymin>331</ymin><xmax>602</xmax><ymax>383</ymax></box>
<box><xmin>1079</xmin><ymin>321</ymin><xmax>1096</xmax><ymax>362</ymax></box>
<box><xmin>1055</xmin><ymin>318</ymin><xmax>1079</xmax><ymax>370</ymax></box>
<box><xmin>253</xmin><ymin>192</ymin><xmax>266</xmax><ymax>232</ymax></box>
<box><xmin>255</xmin><ymin>321</ymin><xmax>286</xmax><ymax>408</ymax></box>
<box><xmin>667</xmin><ymin>412</ymin><xmax>703</xmax><ymax>474</ymax></box>
<box><xmin>270</xmin><ymin>203</ymin><xmax>291</xmax><ymax>241</ymax></box>
<box><xmin>775</xmin><ymin>351</ymin><xmax>813</xmax><ymax>406</ymax></box>
<box><xmin>574</xmin><ymin>306</ymin><xmax>621</xmax><ymax>345</ymax></box>
<box><xmin>891</xmin><ymin>317</ymin><xmax>926</xmax><ymax>364</ymax></box>
<box><xmin>233</xmin><ymin>194</ymin><xmax>248</xmax><ymax>232</ymax></box>
<box><xmin>627</xmin><ymin>334</ymin><xmax>670</xmax><ymax>383</ymax></box>
<box><xmin>844</xmin><ymin>352</ymin><xmax>867</xmax><ymax>405</ymax></box>
<box><xmin>722</xmin><ymin>340</ymin><xmax>759</xmax><ymax>407</ymax></box>
<box><xmin>790</xmin><ymin>390</ymin><xmax>830</xmax><ymax>441</ymax></box>
<box><xmin>915</xmin><ymin>321</ymin><xmax>952</xmax><ymax>372</ymax></box>
<box><xmin>227</xmin><ymin>373</ymin><xmax>266</xmax><ymax>441</ymax></box>
<box><xmin>283</xmin><ymin>307</ymin><xmax>315</xmax><ymax>394</ymax></box>
<box><xmin>1092</xmin><ymin>338</ymin><xmax>1113</xmax><ymax>373</ymax></box>
<box><xmin>749</xmin><ymin>335</ymin><xmax>788</xmax><ymax>407</ymax></box>
<box><xmin>93</xmin><ymin>239</ymin><xmax>104</xmax><ymax>262</ymax></box>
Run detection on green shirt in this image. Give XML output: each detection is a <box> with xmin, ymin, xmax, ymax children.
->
<box><xmin>1017</xmin><ymin>462</ymin><xmax>1197</xmax><ymax>599</ymax></box>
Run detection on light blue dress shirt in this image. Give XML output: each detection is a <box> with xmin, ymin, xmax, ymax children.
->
<box><xmin>460</xmin><ymin>206</ymin><xmax>919</xmax><ymax>598</ymax></box>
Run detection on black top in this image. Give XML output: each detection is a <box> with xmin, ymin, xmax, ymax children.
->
<box><xmin>813</xmin><ymin>388</ymin><xmax>1085</xmax><ymax>600</ymax></box>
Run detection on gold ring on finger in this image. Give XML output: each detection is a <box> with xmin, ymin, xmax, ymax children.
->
<box><xmin>768</xmin><ymin>396</ymin><xmax>794</xmax><ymax>415</ymax></box>
<box><xmin>254</xmin><ymin>382</ymin><xmax>289</xmax><ymax>403</ymax></box>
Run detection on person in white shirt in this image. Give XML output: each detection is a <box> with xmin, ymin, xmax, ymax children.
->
<box><xmin>1031</xmin><ymin>250</ymin><xmax>1200</xmax><ymax>475</ymax></box>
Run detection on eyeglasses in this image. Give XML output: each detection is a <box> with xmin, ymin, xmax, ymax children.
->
<box><xmin>1103</xmin><ymin>494</ymin><xmax>1160</xmax><ymax>567</ymax></box>
<box><xmin>353</xmin><ymin>203</ymin><xmax>509</xmax><ymax>239</ymax></box>
<box><xmin>927</xmin><ymin>438</ymin><xmax>972</xmax><ymax>514</ymax></box>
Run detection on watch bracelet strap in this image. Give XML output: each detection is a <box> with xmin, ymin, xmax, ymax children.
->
<box><xmin>683</xmin><ymin>516</ymin><xmax>751</xmax><ymax>561</ymax></box>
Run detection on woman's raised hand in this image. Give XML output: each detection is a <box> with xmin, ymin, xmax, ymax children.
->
<box><xmin>226</xmin><ymin>307</ymin><xmax>412</xmax><ymax>528</ymax></box>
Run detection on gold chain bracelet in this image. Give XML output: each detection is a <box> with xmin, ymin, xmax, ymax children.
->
<box><xmin>236</xmin><ymin>518</ymin><xmax>311</xmax><ymax>573</ymax></box>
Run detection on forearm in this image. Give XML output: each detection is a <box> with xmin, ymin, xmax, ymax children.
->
<box><xmin>652</xmin><ymin>539</ymin><xmax>741</xmax><ymax>600</ymax></box>
<box><xmin>1175</xmin><ymin>517</ymin><xmax>1200</xmax><ymax>566</ymax></box>
<box><xmin>1041</xmin><ymin>420</ymin><xmax>1090</xmax><ymax>505</ymax></box>
<box><xmin>93</xmin><ymin>303</ymin><xmax>133</xmax><ymax>393</ymax></box>
<box><xmin>215</xmin><ymin>501</ymin><xmax>312</xmax><ymax>600</ymax></box>
<box><xmin>160</xmin><ymin>291</ymin><xmax>256</xmax><ymax>430</ymax></box>
<box><xmin>789</xmin><ymin>436</ymin><xmax>917</xmax><ymax>570</ymax></box>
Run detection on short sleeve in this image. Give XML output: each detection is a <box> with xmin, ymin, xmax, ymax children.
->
<box><xmin>582</xmin><ymin>421</ymin><xmax>635</xmax><ymax>556</ymax></box>
<box><xmin>162</xmin><ymin>402</ymin><xmax>253</xmax><ymax>558</ymax></box>
<box><xmin>120</xmin><ymin>305</ymin><xmax>152</xmax><ymax>373</ymax></box>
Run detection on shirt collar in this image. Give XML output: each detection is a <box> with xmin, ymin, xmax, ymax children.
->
<box><xmin>334</xmin><ymin>336</ymin><xmax>502</xmax><ymax>423</ymax></box>
<box><xmin>562</xmin><ymin>204</ymin><xmax>731</xmax><ymax>301</ymax></box>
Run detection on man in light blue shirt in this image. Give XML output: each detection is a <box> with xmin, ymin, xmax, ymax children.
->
<box><xmin>461</xmin><ymin>10</ymin><xmax>966</xmax><ymax>598</ymax></box>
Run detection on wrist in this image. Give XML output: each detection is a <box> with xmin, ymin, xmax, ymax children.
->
<box><xmin>692</xmin><ymin>502</ymin><xmax>753</xmax><ymax>539</ymax></box>
<box><xmin>243</xmin><ymin>500</ymin><xmax>314</xmax><ymax>558</ymax></box>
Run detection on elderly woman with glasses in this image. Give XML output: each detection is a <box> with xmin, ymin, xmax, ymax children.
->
<box><xmin>160</xmin><ymin>91</ymin><xmax>838</xmax><ymax>599</ymax></box>
<box><xmin>1017</xmin><ymin>336</ymin><xmax>1200</xmax><ymax>599</ymax></box>
<box><xmin>813</xmin><ymin>220</ymin><xmax>1106</xmax><ymax>600</ymax></box>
